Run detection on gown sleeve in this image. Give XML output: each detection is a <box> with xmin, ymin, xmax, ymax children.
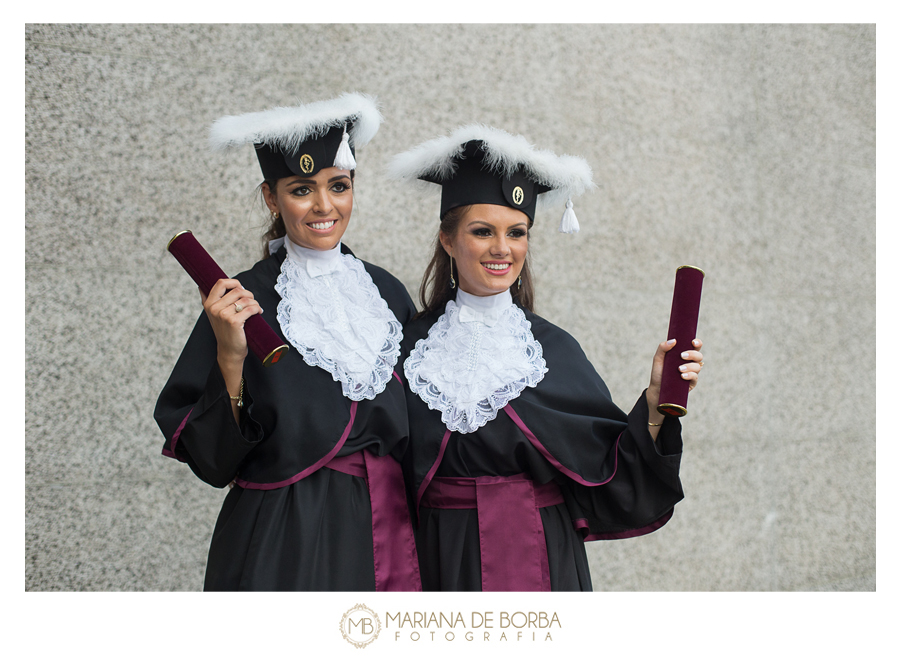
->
<box><xmin>154</xmin><ymin>311</ymin><xmax>265</xmax><ymax>488</ymax></box>
<box><xmin>511</xmin><ymin>314</ymin><xmax>685</xmax><ymax>541</ymax></box>
<box><xmin>562</xmin><ymin>389</ymin><xmax>684</xmax><ymax>541</ymax></box>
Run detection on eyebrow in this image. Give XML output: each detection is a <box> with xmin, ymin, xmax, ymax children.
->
<box><xmin>466</xmin><ymin>219</ymin><xmax>528</xmax><ymax>230</ymax></box>
<box><xmin>286</xmin><ymin>175</ymin><xmax>351</xmax><ymax>185</ymax></box>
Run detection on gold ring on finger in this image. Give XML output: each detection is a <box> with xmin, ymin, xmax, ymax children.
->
<box><xmin>234</xmin><ymin>303</ymin><xmax>244</xmax><ymax>313</ymax></box>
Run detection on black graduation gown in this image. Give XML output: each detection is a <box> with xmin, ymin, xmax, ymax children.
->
<box><xmin>401</xmin><ymin>303</ymin><xmax>685</xmax><ymax>592</ymax></box>
<box><xmin>155</xmin><ymin>245</ymin><xmax>419</xmax><ymax>591</ymax></box>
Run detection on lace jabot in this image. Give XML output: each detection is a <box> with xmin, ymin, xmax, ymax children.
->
<box><xmin>275</xmin><ymin>238</ymin><xmax>403</xmax><ymax>401</ymax></box>
<box><xmin>404</xmin><ymin>288</ymin><xmax>547</xmax><ymax>433</ymax></box>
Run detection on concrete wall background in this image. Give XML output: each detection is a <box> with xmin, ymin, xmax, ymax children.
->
<box><xmin>24</xmin><ymin>24</ymin><xmax>875</xmax><ymax>591</ymax></box>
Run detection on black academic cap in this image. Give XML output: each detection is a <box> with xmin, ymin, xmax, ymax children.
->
<box><xmin>209</xmin><ymin>92</ymin><xmax>383</xmax><ymax>180</ymax></box>
<box><xmin>389</xmin><ymin>124</ymin><xmax>595</xmax><ymax>232</ymax></box>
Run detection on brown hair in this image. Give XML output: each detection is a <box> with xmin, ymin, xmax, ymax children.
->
<box><xmin>416</xmin><ymin>205</ymin><xmax>535</xmax><ymax>318</ymax></box>
<box><xmin>259</xmin><ymin>170</ymin><xmax>356</xmax><ymax>259</ymax></box>
<box><xmin>260</xmin><ymin>179</ymin><xmax>285</xmax><ymax>258</ymax></box>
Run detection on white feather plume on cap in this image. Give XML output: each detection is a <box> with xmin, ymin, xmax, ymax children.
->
<box><xmin>209</xmin><ymin>92</ymin><xmax>383</xmax><ymax>153</ymax></box>
<box><xmin>388</xmin><ymin>124</ymin><xmax>595</xmax><ymax>210</ymax></box>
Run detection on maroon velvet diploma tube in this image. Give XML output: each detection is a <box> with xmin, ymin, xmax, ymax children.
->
<box><xmin>657</xmin><ymin>265</ymin><xmax>705</xmax><ymax>417</ymax></box>
<box><xmin>166</xmin><ymin>230</ymin><xmax>289</xmax><ymax>367</ymax></box>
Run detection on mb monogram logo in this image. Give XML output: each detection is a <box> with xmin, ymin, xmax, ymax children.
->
<box><xmin>340</xmin><ymin>604</ymin><xmax>382</xmax><ymax>648</ymax></box>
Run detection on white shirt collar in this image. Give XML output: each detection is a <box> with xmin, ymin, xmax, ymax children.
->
<box><xmin>283</xmin><ymin>237</ymin><xmax>343</xmax><ymax>278</ymax></box>
<box><xmin>455</xmin><ymin>288</ymin><xmax>513</xmax><ymax>327</ymax></box>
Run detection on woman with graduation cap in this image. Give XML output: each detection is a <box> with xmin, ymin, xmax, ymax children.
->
<box><xmin>389</xmin><ymin>125</ymin><xmax>704</xmax><ymax>591</ymax></box>
<box><xmin>155</xmin><ymin>94</ymin><xmax>421</xmax><ymax>591</ymax></box>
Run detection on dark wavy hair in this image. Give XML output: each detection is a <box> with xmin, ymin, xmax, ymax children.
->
<box><xmin>259</xmin><ymin>170</ymin><xmax>355</xmax><ymax>259</ymax></box>
<box><xmin>416</xmin><ymin>205</ymin><xmax>535</xmax><ymax>319</ymax></box>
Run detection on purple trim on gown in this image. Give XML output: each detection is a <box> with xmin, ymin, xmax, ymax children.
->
<box><xmin>415</xmin><ymin>428</ymin><xmax>453</xmax><ymax>521</ymax></box>
<box><xmin>503</xmin><ymin>404</ymin><xmax>619</xmax><ymax>486</ymax></box>
<box><xmin>575</xmin><ymin>509</ymin><xmax>674</xmax><ymax>541</ymax></box>
<box><xmin>234</xmin><ymin>401</ymin><xmax>358</xmax><ymax>490</ymax></box>
<box><xmin>161</xmin><ymin>408</ymin><xmax>192</xmax><ymax>461</ymax></box>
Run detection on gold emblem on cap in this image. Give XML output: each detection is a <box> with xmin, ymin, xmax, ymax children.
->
<box><xmin>512</xmin><ymin>186</ymin><xmax>524</xmax><ymax>206</ymax></box>
<box><xmin>300</xmin><ymin>154</ymin><xmax>314</xmax><ymax>174</ymax></box>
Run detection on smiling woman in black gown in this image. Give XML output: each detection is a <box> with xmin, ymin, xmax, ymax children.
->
<box><xmin>155</xmin><ymin>94</ymin><xmax>420</xmax><ymax>591</ymax></box>
<box><xmin>389</xmin><ymin>125</ymin><xmax>704</xmax><ymax>591</ymax></box>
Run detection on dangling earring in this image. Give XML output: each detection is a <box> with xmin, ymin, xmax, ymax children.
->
<box><xmin>449</xmin><ymin>256</ymin><xmax>457</xmax><ymax>290</ymax></box>
<box><xmin>517</xmin><ymin>274</ymin><xmax>522</xmax><ymax>289</ymax></box>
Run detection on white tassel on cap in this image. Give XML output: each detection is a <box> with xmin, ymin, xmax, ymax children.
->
<box><xmin>558</xmin><ymin>198</ymin><xmax>580</xmax><ymax>234</ymax></box>
<box><xmin>333</xmin><ymin>124</ymin><xmax>357</xmax><ymax>170</ymax></box>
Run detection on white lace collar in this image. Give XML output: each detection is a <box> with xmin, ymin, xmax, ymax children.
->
<box><xmin>404</xmin><ymin>288</ymin><xmax>547</xmax><ymax>433</ymax></box>
<box><xmin>275</xmin><ymin>236</ymin><xmax>403</xmax><ymax>401</ymax></box>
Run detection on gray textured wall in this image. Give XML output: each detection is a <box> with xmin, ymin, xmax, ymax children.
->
<box><xmin>25</xmin><ymin>24</ymin><xmax>875</xmax><ymax>591</ymax></box>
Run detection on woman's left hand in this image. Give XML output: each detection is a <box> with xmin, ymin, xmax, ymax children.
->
<box><xmin>646</xmin><ymin>338</ymin><xmax>704</xmax><ymax>413</ymax></box>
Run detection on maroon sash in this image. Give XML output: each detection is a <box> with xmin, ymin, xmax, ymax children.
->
<box><xmin>326</xmin><ymin>452</ymin><xmax>422</xmax><ymax>592</ymax></box>
<box><xmin>420</xmin><ymin>473</ymin><xmax>564</xmax><ymax>591</ymax></box>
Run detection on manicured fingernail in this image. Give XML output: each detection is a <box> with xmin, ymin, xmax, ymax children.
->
<box><xmin>681</xmin><ymin>352</ymin><xmax>690</xmax><ymax>359</ymax></box>
<box><xmin>667</xmin><ymin>339</ymin><xmax>676</xmax><ymax>345</ymax></box>
<box><xmin>679</xmin><ymin>364</ymin><xmax>687</xmax><ymax>372</ymax></box>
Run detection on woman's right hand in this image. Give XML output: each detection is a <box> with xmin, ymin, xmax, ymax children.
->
<box><xmin>200</xmin><ymin>278</ymin><xmax>263</xmax><ymax>367</ymax></box>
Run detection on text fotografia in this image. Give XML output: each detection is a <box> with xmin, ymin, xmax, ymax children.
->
<box><xmin>387</xmin><ymin>611</ymin><xmax>561</xmax><ymax>642</ymax></box>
